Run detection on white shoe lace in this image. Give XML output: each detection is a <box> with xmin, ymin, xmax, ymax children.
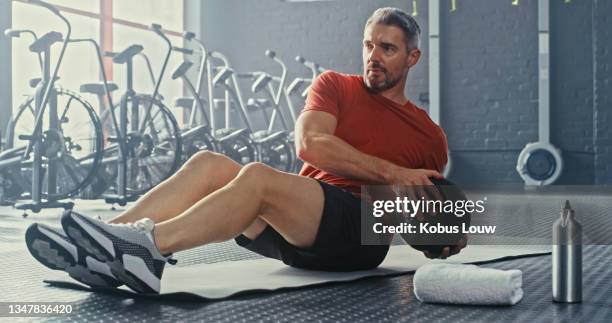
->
<box><xmin>100</xmin><ymin>217</ymin><xmax>154</xmax><ymax>233</ymax></box>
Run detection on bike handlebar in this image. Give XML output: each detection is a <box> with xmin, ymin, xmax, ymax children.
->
<box><xmin>150</xmin><ymin>23</ymin><xmax>169</xmax><ymax>42</ymax></box>
<box><xmin>68</xmin><ymin>38</ymin><xmax>126</xmax><ymax>156</ymax></box>
<box><xmin>24</xmin><ymin>0</ymin><xmax>72</xmax><ymax>158</ymax></box>
<box><xmin>142</xmin><ymin>23</ymin><xmax>174</xmax><ymax>129</ymax></box>
<box><xmin>27</xmin><ymin>0</ymin><xmax>60</xmax><ymax>15</ymax></box>
<box><xmin>172</xmin><ymin>46</ymin><xmax>193</xmax><ymax>55</ymax></box>
<box><xmin>265</xmin><ymin>50</ymin><xmax>276</xmax><ymax>59</ymax></box>
<box><xmin>295</xmin><ymin>55</ymin><xmax>323</xmax><ymax>79</ymax></box>
<box><xmin>264</xmin><ymin>49</ymin><xmax>287</xmax><ymax>106</ymax></box>
<box><xmin>236</xmin><ymin>71</ymin><xmax>265</xmax><ymax>78</ymax></box>
<box><xmin>137</xmin><ymin>52</ymin><xmax>158</xmax><ymax>87</ymax></box>
<box><xmin>4</xmin><ymin>29</ymin><xmax>22</xmax><ymax>38</ymax></box>
<box><xmin>26</xmin><ymin>0</ymin><xmax>71</xmax><ymax>39</ymax></box>
<box><xmin>4</xmin><ymin>29</ymin><xmax>42</xmax><ymax>69</ymax></box>
<box><xmin>183</xmin><ymin>31</ymin><xmax>195</xmax><ymax>41</ymax></box>
<box><xmin>181</xmin><ymin>31</ymin><xmax>212</xmax><ymax>122</ymax></box>
<box><xmin>4</xmin><ymin>28</ymin><xmax>39</xmax><ymax>42</ymax></box>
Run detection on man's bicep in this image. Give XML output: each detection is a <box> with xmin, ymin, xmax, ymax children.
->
<box><xmin>295</xmin><ymin>110</ymin><xmax>338</xmax><ymax>157</ymax></box>
<box><xmin>295</xmin><ymin>110</ymin><xmax>337</xmax><ymax>138</ymax></box>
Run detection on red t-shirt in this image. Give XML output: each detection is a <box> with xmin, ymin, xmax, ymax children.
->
<box><xmin>298</xmin><ymin>71</ymin><xmax>448</xmax><ymax>194</ymax></box>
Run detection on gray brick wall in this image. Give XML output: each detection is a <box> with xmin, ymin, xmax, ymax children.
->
<box><xmin>441</xmin><ymin>0</ymin><xmax>537</xmax><ymax>184</ymax></box>
<box><xmin>551</xmin><ymin>0</ymin><xmax>595</xmax><ymax>184</ymax></box>
<box><xmin>196</xmin><ymin>0</ymin><xmax>609</xmax><ymax>185</ymax></box>
<box><xmin>593</xmin><ymin>0</ymin><xmax>612</xmax><ymax>184</ymax></box>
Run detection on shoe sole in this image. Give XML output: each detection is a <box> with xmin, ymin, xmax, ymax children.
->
<box><xmin>61</xmin><ymin>212</ymin><xmax>159</xmax><ymax>294</ymax></box>
<box><xmin>25</xmin><ymin>224</ymin><xmax>121</xmax><ymax>288</ymax></box>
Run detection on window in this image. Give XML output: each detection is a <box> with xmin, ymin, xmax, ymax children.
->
<box><xmin>112</xmin><ymin>0</ymin><xmax>183</xmax><ymax>107</ymax></box>
<box><xmin>11</xmin><ymin>1</ymin><xmax>99</xmax><ymax>111</ymax></box>
<box><xmin>11</xmin><ymin>0</ymin><xmax>184</xmax><ymax>124</ymax></box>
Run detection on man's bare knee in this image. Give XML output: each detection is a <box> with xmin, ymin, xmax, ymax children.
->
<box><xmin>232</xmin><ymin>163</ymin><xmax>290</xmax><ymax>219</ymax></box>
<box><xmin>235</xmin><ymin>162</ymin><xmax>276</xmax><ymax>193</ymax></box>
<box><xmin>238</xmin><ymin>162</ymin><xmax>275</xmax><ymax>175</ymax></box>
<box><xmin>237</xmin><ymin>162</ymin><xmax>279</xmax><ymax>184</ymax></box>
<box><xmin>183</xmin><ymin>150</ymin><xmax>221</xmax><ymax>169</ymax></box>
<box><xmin>181</xmin><ymin>150</ymin><xmax>240</xmax><ymax>174</ymax></box>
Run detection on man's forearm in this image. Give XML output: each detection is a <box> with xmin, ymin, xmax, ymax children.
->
<box><xmin>298</xmin><ymin>133</ymin><xmax>400</xmax><ymax>184</ymax></box>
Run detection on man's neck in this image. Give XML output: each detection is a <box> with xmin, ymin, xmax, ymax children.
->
<box><xmin>380</xmin><ymin>92</ymin><xmax>408</xmax><ymax>105</ymax></box>
<box><xmin>378</xmin><ymin>82</ymin><xmax>408</xmax><ymax>106</ymax></box>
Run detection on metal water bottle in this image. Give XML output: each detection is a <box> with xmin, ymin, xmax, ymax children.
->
<box><xmin>552</xmin><ymin>200</ymin><xmax>582</xmax><ymax>303</ymax></box>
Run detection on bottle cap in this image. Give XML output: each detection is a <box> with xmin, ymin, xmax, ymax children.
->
<box><xmin>560</xmin><ymin>200</ymin><xmax>575</xmax><ymax>226</ymax></box>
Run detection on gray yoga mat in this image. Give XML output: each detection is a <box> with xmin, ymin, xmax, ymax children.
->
<box><xmin>45</xmin><ymin>244</ymin><xmax>550</xmax><ymax>300</ymax></box>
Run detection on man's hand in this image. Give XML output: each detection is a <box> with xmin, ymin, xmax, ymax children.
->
<box><xmin>385</xmin><ymin>167</ymin><xmax>469</xmax><ymax>260</ymax></box>
<box><xmin>387</xmin><ymin>166</ymin><xmax>444</xmax><ymax>186</ymax></box>
<box><xmin>388</xmin><ymin>167</ymin><xmax>445</xmax><ymax>221</ymax></box>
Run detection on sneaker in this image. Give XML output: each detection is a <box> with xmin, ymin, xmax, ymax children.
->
<box><xmin>25</xmin><ymin>223</ymin><xmax>122</xmax><ymax>288</ymax></box>
<box><xmin>60</xmin><ymin>210</ymin><xmax>176</xmax><ymax>294</ymax></box>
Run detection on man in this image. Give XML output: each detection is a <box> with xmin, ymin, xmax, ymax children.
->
<box><xmin>25</xmin><ymin>7</ymin><xmax>465</xmax><ymax>294</ymax></box>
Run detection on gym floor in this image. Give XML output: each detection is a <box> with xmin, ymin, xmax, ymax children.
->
<box><xmin>2</xmin><ymin>192</ymin><xmax>611</xmax><ymax>323</ymax></box>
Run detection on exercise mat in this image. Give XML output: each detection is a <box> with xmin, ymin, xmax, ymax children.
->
<box><xmin>44</xmin><ymin>244</ymin><xmax>550</xmax><ymax>300</ymax></box>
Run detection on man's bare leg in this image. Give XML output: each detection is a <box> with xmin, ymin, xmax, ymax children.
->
<box><xmin>109</xmin><ymin>151</ymin><xmax>242</xmax><ymax>224</ymax></box>
<box><xmin>154</xmin><ymin>162</ymin><xmax>325</xmax><ymax>254</ymax></box>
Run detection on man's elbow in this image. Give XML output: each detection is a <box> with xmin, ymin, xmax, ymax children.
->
<box><xmin>296</xmin><ymin>134</ymin><xmax>319</xmax><ymax>164</ymax></box>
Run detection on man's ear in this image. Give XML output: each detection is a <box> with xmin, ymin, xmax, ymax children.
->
<box><xmin>407</xmin><ymin>48</ymin><xmax>421</xmax><ymax>67</ymax></box>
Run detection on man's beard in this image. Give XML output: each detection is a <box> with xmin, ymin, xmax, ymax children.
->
<box><xmin>363</xmin><ymin>67</ymin><xmax>402</xmax><ymax>93</ymax></box>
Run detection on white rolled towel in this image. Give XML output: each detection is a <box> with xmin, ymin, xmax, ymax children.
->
<box><xmin>413</xmin><ymin>263</ymin><xmax>523</xmax><ymax>305</ymax></box>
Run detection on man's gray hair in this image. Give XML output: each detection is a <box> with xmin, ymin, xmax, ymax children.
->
<box><xmin>365</xmin><ymin>7</ymin><xmax>421</xmax><ymax>51</ymax></box>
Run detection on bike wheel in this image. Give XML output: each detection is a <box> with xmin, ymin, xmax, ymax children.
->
<box><xmin>181</xmin><ymin>125</ymin><xmax>219</xmax><ymax>163</ymax></box>
<box><xmin>5</xmin><ymin>88</ymin><xmax>104</xmax><ymax>200</ymax></box>
<box><xmin>260</xmin><ymin>137</ymin><xmax>295</xmax><ymax>172</ymax></box>
<box><xmin>215</xmin><ymin>129</ymin><xmax>258</xmax><ymax>165</ymax></box>
<box><xmin>100</xmin><ymin>95</ymin><xmax>182</xmax><ymax>196</ymax></box>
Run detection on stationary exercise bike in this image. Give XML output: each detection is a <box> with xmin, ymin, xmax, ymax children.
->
<box><xmin>208</xmin><ymin>51</ymin><xmax>295</xmax><ymax>171</ymax></box>
<box><xmin>2</xmin><ymin>1</ymin><xmax>104</xmax><ymax>213</ymax></box>
<box><xmin>148</xmin><ymin>30</ymin><xmax>220</xmax><ymax>163</ymax></box>
<box><xmin>1</xmin><ymin>28</ymin><xmax>41</xmax><ymax>205</ymax></box>
<box><xmin>95</xmin><ymin>24</ymin><xmax>183</xmax><ymax>206</ymax></box>
<box><xmin>241</xmin><ymin>50</ymin><xmax>296</xmax><ymax>172</ymax></box>
<box><xmin>283</xmin><ymin>55</ymin><xmax>326</xmax><ymax>173</ymax></box>
<box><xmin>180</xmin><ymin>34</ymin><xmax>259</xmax><ymax>165</ymax></box>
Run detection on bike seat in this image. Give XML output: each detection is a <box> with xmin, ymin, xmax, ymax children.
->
<box><xmin>216</xmin><ymin>128</ymin><xmax>249</xmax><ymax>142</ymax></box>
<box><xmin>287</xmin><ymin>78</ymin><xmax>308</xmax><ymax>95</ymax></box>
<box><xmin>29</xmin><ymin>31</ymin><xmax>63</xmax><ymax>53</ymax></box>
<box><xmin>246</xmin><ymin>98</ymin><xmax>271</xmax><ymax>110</ymax></box>
<box><xmin>251</xmin><ymin>73</ymin><xmax>272</xmax><ymax>93</ymax></box>
<box><xmin>29</xmin><ymin>76</ymin><xmax>60</xmax><ymax>88</ymax></box>
<box><xmin>79</xmin><ymin>82</ymin><xmax>119</xmax><ymax>96</ymax></box>
<box><xmin>173</xmin><ymin>97</ymin><xmax>206</xmax><ymax>109</ymax></box>
<box><xmin>137</xmin><ymin>93</ymin><xmax>164</xmax><ymax>102</ymax></box>
<box><xmin>112</xmin><ymin>44</ymin><xmax>144</xmax><ymax>64</ymax></box>
<box><xmin>253</xmin><ymin>130</ymin><xmax>287</xmax><ymax>143</ymax></box>
<box><xmin>174</xmin><ymin>97</ymin><xmax>194</xmax><ymax>109</ymax></box>
<box><xmin>212</xmin><ymin>67</ymin><xmax>234</xmax><ymax>86</ymax></box>
<box><xmin>0</xmin><ymin>146</ymin><xmax>25</xmax><ymax>169</ymax></box>
<box><xmin>301</xmin><ymin>85</ymin><xmax>311</xmax><ymax>98</ymax></box>
<box><xmin>172</xmin><ymin>61</ymin><xmax>193</xmax><ymax>80</ymax></box>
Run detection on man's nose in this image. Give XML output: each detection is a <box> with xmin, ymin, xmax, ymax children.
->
<box><xmin>368</xmin><ymin>46</ymin><xmax>382</xmax><ymax>63</ymax></box>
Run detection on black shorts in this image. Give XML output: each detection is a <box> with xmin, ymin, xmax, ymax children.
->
<box><xmin>234</xmin><ymin>180</ymin><xmax>389</xmax><ymax>271</ymax></box>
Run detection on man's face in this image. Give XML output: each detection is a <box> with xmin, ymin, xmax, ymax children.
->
<box><xmin>362</xmin><ymin>23</ymin><xmax>420</xmax><ymax>92</ymax></box>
